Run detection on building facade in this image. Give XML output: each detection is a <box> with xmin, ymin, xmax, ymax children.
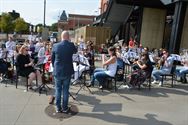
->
<box><xmin>58</xmin><ymin>10</ymin><xmax>95</xmax><ymax>32</ymax></box>
<box><xmin>95</xmin><ymin>0</ymin><xmax>188</xmax><ymax>53</ymax></box>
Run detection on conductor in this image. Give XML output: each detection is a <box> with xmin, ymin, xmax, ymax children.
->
<box><xmin>52</xmin><ymin>31</ymin><xmax>77</xmax><ymax>113</ymax></box>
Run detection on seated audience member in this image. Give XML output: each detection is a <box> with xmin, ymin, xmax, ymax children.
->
<box><xmin>128</xmin><ymin>37</ymin><xmax>135</xmax><ymax>49</ymax></box>
<box><xmin>84</xmin><ymin>44</ymin><xmax>95</xmax><ymax>74</ymax></box>
<box><xmin>44</xmin><ymin>44</ymin><xmax>52</xmax><ymax>72</ymax></box>
<box><xmin>78</xmin><ymin>35</ymin><xmax>86</xmax><ymax>51</ymax></box>
<box><xmin>116</xmin><ymin>45</ymin><xmax>124</xmax><ymax>69</ymax></box>
<box><xmin>151</xmin><ymin>49</ymin><xmax>174</xmax><ymax>86</ymax></box>
<box><xmin>5</xmin><ymin>36</ymin><xmax>16</xmax><ymax>52</ymax></box>
<box><xmin>24</xmin><ymin>39</ymin><xmax>30</xmax><ymax>48</ymax></box>
<box><xmin>128</xmin><ymin>52</ymin><xmax>153</xmax><ymax>88</ymax></box>
<box><xmin>30</xmin><ymin>44</ymin><xmax>35</xmax><ymax>54</ymax></box>
<box><xmin>84</xmin><ymin>44</ymin><xmax>94</xmax><ymax>67</ymax></box>
<box><xmin>5</xmin><ymin>36</ymin><xmax>16</xmax><ymax>63</ymax></box>
<box><xmin>0</xmin><ymin>44</ymin><xmax>8</xmax><ymax>75</ymax></box>
<box><xmin>144</xmin><ymin>47</ymin><xmax>149</xmax><ymax>53</ymax></box>
<box><xmin>122</xmin><ymin>43</ymin><xmax>129</xmax><ymax>54</ymax></box>
<box><xmin>16</xmin><ymin>45</ymin><xmax>42</xmax><ymax>89</ymax></box>
<box><xmin>37</xmin><ymin>42</ymin><xmax>45</xmax><ymax>65</ymax></box>
<box><xmin>176</xmin><ymin>59</ymin><xmax>188</xmax><ymax>83</ymax></box>
<box><xmin>87</xmin><ymin>46</ymin><xmax>117</xmax><ymax>89</ymax></box>
<box><xmin>99</xmin><ymin>44</ymin><xmax>108</xmax><ymax>54</ymax></box>
<box><xmin>35</xmin><ymin>39</ymin><xmax>43</xmax><ymax>53</ymax></box>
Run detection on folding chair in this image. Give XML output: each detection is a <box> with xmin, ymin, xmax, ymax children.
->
<box><xmin>160</xmin><ymin>60</ymin><xmax>178</xmax><ymax>87</ymax></box>
<box><xmin>15</xmin><ymin>64</ymin><xmax>38</xmax><ymax>91</ymax></box>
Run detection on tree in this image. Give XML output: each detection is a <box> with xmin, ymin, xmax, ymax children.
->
<box><xmin>50</xmin><ymin>23</ymin><xmax>58</xmax><ymax>31</ymax></box>
<box><xmin>15</xmin><ymin>17</ymin><xmax>27</xmax><ymax>36</ymax></box>
<box><xmin>0</xmin><ymin>15</ymin><xmax>2</xmax><ymax>33</ymax></box>
<box><xmin>9</xmin><ymin>10</ymin><xmax>20</xmax><ymax>20</ymax></box>
<box><xmin>0</xmin><ymin>13</ymin><xmax>14</xmax><ymax>39</ymax></box>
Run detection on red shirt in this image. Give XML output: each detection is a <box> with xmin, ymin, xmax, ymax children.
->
<box><xmin>44</xmin><ymin>51</ymin><xmax>51</xmax><ymax>72</ymax></box>
<box><xmin>129</xmin><ymin>40</ymin><xmax>135</xmax><ymax>48</ymax></box>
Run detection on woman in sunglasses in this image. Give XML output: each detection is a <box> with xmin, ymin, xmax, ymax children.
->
<box><xmin>16</xmin><ymin>45</ymin><xmax>42</xmax><ymax>89</ymax></box>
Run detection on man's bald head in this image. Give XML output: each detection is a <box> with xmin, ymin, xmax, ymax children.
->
<box><xmin>61</xmin><ymin>31</ymin><xmax>70</xmax><ymax>41</ymax></box>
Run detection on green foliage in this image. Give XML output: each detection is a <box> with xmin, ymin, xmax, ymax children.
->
<box><xmin>9</xmin><ymin>10</ymin><xmax>20</xmax><ymax>20</ymax></box>
<box><xmin>15</xmin><ymin>17</ymin><xmax>27</xmax><ymax>33</ymax></box>
<box><xmin>50</xmin><ymin>23</ymin><xmax>58</xmax><ymax>31</ymax></box>
<box><xmin>0</xmin><ymin>13</ymin><xmax>14</xmax><ymax>34</ymax></box>
<box><xmin>36</xmin><ymin>23</ymin><xmax>43</xmax><ymax>27</ymax></box>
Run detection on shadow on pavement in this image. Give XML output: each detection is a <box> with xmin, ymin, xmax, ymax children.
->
<box><xmin>78</xmin><ymin>112</ymin><xmax>172</xmax><ymax>125</ymax></box>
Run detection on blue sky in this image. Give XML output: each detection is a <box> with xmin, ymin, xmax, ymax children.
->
<box><xmin>0</xmin><ymin>0</ymin><xmax>100</xmax><ymax>25</ymax></box>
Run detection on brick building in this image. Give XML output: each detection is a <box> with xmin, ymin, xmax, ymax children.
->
<box><xmin>58</xmin><ymin>10</ymin><xmax>95</xmax><ymax>32</ymax></box>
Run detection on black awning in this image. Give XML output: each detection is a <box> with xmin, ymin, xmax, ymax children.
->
<box><xmin>116</xmin><ymin>0</ymin><xmax>166</xmax><ymax>8</ymax></box>
<box><xmin>101</xmin><ymin>0</ymin><xmax>134</xmax><ymax>36</ymax></box>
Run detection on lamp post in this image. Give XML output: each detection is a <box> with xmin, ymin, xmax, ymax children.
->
<box><xmin>43</xmin><ymin>0</ymin><xmax>46</xmax><ymax>27</ymax></box>
<box><xmin>42</xmin><ymin>0</ymin><xmax>49</xmax><ymax>41</ymax></box>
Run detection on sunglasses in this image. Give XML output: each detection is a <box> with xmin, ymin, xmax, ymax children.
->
<box><xmin>163</xmin><ymin>52</ymin><xmax>167</xmax><ymax>54</ymax></box>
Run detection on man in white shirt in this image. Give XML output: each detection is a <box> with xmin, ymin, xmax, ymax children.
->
<box><xmin>152</xmin><ymin>49</ymin><xmax>174</xmax><ymax>86</ymax></box>
<box><xmin>78</xmin><ymin>35</ymin><xmax>86</xmax><ymax>51</ymax></box>
<box><xmin>0</xmin><ymin>42</ymin><xmax>6</xmax><ymax>59</ymax></box>
<box><xmin>176</xmin><ymin>59</ymin><xmax>188</xmax><ymax>83</ymax></box>
<box><xmin>37</xmin><ymin>42</ymin><xmax>46</xmax><ymax>64</ymax></box>
<box><xmin>35</xmin><ymin>40</ymin><xmax>43</xmax><ymax>53</ymax></box>
<box><xmin>28</xmin><ymin>32</ymin><xmax>36</xmax><ymax>43</ymax></box>
<box><xmin>5</xmin><ymin>36</ymin><xmax>16</xmax><ymax>58</ymax></box>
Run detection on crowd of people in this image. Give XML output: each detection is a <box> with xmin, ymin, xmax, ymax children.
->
<box><xmin>0</xmin><ymin>32</ymin><xmax>188</xmax><ymax>114</ymax></box>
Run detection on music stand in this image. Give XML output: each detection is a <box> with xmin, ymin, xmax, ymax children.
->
<box><xmin>72</xmin><ymin>54</ymin><xmax>82</xmax><ymax>84</ymax></box>
<box><xmin>73</xmin><ymin>54</ymin><xmax>92</xmax><ymax>97</ymax></box>
<box><xmin>36</xmin><ymin>56</ymin><xmax>51</xmax><ymax>95</ymax></box>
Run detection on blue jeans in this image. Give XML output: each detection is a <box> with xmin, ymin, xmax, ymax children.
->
<box><xmin>91</xmin><ymin>68</ymin><xmax>110</xmax><ymax>86</ymax></box>
<box><xmin>176</xmin><ymin>68</ymin><xmax>188</xmax><ymax>77</ymax></box>
<box><xmin>54</xmin><ymin>76</ymin><xmax>71</xmax><ymax>111</ymax></box>
<box><xmin>152</xmin><ymin>69</ymin><xmax>166</xmax><ymax>82</ymax></box>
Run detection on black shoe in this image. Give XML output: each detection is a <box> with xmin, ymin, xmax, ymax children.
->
<box><xmin>56</xmin><ymin>107</ymin><xmax>62</xmax><ymax>113</ymax></box>
<box><xmin>62</xmin><ymin>107</ymin><xmax>71</xmax><ymax>114</ymax></box>
<box><xmin>182</xmin><ymin>78</ymin><xmax>187</xmax><ymax>83</ymax></box>
<box><xmin>177</xmin><ymin>77</ymin><xmax>183</xmax><ymax>82</ymax></box>
<box><xmin>87</xmin><ymin>83</ymin><xmax>94</xmax><ymax>87</ymax></box>
<box><xmin>29</xmin><ymin>86</ymin><xmax>33</xmax><ymax>90</ymax></box>
<box><xmin>185</xmin><ymin>78</ymin><xmax>187</xmax><ymax>83</ymax></box>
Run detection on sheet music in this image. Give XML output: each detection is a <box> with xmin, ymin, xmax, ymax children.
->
<box><xmin>149</xmin><ymin>54</ymin><xmax>155</xmax><ymax>63</ymax></box>
<box><xmin>170</xmin><ymin>54</ymin><xmax>182</xmax><ymax>61</ymax></box>
<box><xmin>49</xmin><ymin>63</ymin><xmax>53</xmax><ymax>73</ymax></box>
<box><xmin>123</xmin><ymin>51</ymin><xmax>138</xmax><ymax>59</ymax></box>
<box><xmin>72</xmin><ymin>54</ymin><xmax>90</xmax><ymax>66</ymax></box>
<box><xmin>128</xmin><ymin>52</ymin><xmax>137</xmax><ymax>58</ymax></box>
<box><xmin>122</xmin><ymin>57</ymin><xmax>130</xmax><ymax>65</ymax></box>
<box><xmin>50</xmin><ymin>54</ymin><xmax>90</xmax><ymax>73</ymax></box>
<box><xmin>43</xmin><ymin>56</ymin><xmax>50</xmax><ymax>64</ymax></box>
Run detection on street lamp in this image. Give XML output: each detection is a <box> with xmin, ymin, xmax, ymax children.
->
<box><xmin>43</xmin><ymin>0</ymin><xmax>46</xmax><ymax>27</ymax></box>
<box><xmin>42</xmin><ymin>0</ymin><xmax>49</xmax><ymax>41</ymax></box>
